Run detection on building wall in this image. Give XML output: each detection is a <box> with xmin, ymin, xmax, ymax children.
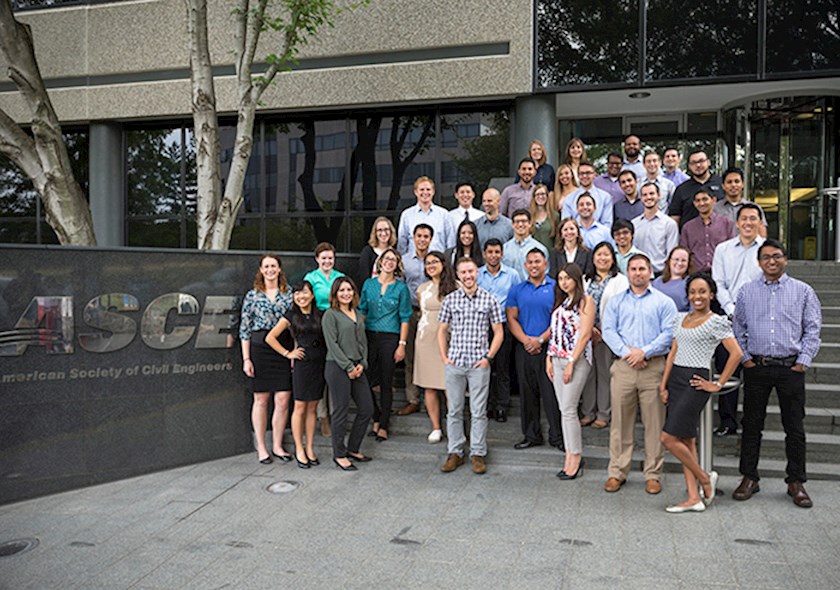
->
<box><xmin>0</xmin><ymin>0</ymin><xmax>533</xmax><ymax>123</ymax></box>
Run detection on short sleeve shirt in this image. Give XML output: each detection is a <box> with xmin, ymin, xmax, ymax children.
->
<box><xmin>439</xmin><ymin>287</ymin><xmax>503</xmax><ymax>368</ymax></box>
<box><xmin>672</xmin><ymin>313</ymin><xmax>733</xmax><ymax>369</ymax></box>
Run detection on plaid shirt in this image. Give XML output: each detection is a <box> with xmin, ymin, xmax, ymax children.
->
<box><xmin>439</xmin><ymin>286</ymin><xmax>503</xmax><ymax>368</ymax></box>
<box><xmin>734</xmin><ymin>274</ymin><xmax>822</xmax><ymax>366</ymax></box>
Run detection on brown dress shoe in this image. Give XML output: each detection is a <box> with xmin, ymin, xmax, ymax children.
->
<box><xmin>441</xmin><ymin>453</ymin><xmax>465</xmax><ymax>473</ymax></box>
<box><xmin>645</xmin><ymin>479</ymin><xmax>662</xmax><ymax>495</ymax></box>
<box><xmin>471</xmin><ymin>455</ymin><xmax>487</xmax><ymax>475</ymax></box>
<box><xmin>397</xmin><ymin>402</ymin><xmax>419</xmax><ymax>416</ymax></box>
<box><xmin>787</xmin><ymin>482</ymin><xmax>813</xmax><ymax>508</ymax></box>
<box><xmin>732</xmin><ymin>477</ymin><xmax>760</xmax><ymax>501</ymax></box>
<box><xmin>604</xmin><ymin>477</ymin><xmax>625</xmax><ymax>492</ymax></box>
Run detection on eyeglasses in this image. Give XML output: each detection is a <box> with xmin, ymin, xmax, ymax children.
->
<box><xmin>759</xmin><ymin>253</ymin><xmax>785</xmax><ymax>261</ymax></box>
<box><xmin>381</xmin><ymin>256</ymin><xmax>398</xmax><ymax>263</ymax></box>
<box><xmin>424</xmin><ymin>260</ymin><xmax>441</xmax><ymax>266</ymax></box>
<box><xmin>579</xmin><ymin>170</ymin><xmax>595</xmax><ymax>176</ymax></box>
<box><xmin>688</xmin><ymin>158</ymin><xmax>708</xmax><ymax>166</ymax></box>
<box><xmin>512</xmin><ymin>219</ymin><xmax>530</xmax><ymax>224</ymax></box>
<box><xmin>376</xmin><ymin>228</ymin><xmax>391</xmax><ymax>233</ymax></box>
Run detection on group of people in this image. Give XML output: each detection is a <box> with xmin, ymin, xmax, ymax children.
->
<box><xmin>238</xmin><ymin>134</ymin><xmax>822</xmax><ymax>512</ymax></box>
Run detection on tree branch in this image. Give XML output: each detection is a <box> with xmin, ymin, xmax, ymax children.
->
<box><xmin>0</xmin><ymin>107</ymin><xmax>43</xmax><ymax>186</ymax></box>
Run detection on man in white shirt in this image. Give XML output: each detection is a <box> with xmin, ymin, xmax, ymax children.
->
<box><xmin>397</xmin><ymin>176</ymin><xmax>456</xmax><ymax>255</ymax></box>
<box><xmin>448</xmin><ymin>181</ymin><xmax>484</xmax><ymax>226</ymax></box>
<box><xmin>632</xmin><ymin>182</ymin><xmax>679</xmax><ymax>274</ymax></box>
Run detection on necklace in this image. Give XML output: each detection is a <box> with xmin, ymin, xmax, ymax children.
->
<box><xmin>684</xmin><ymin>310</ymin><xmax>712</xmax><ymax>326</ymax></box>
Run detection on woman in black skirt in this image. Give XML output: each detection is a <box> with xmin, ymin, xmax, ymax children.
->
<box><xmin>266</xmin><ymin>281</ymin><xmax>325</xmax><ymax>469</ymax></box>
<box><xmin>239</xmin><ymin>254</ymin><xmax>294</xmax><ymax>464</ymax></box>
<box><xmin>659</xmin><ymin>273</ymin><xmax>742</xmax><ymax>512</ymax></box>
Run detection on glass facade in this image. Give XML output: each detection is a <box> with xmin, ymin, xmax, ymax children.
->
<box><xmin>0</xmin><ymin>107</ymin><xmax>509</xmax><ymax>252</ymax></box>
<box><xmin>537</xmin><ymin>0</ymin><xmax>840</xmax><ymax>90</ymax></box>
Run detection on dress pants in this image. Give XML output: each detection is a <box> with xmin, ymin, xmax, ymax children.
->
<box><xmin>739</xmin><ymin>364</ymin><xmax>807</xmax><ymax>484</ymax></box>
<box><xmin>714</xmin><ymin>343</ymin><xmax>742</xmax><ymax>430</ymax></box>
<box><xmin>445</xmin><ymin>364</ymin><xmax>491</xmax><ymax>457</ymax></box>
<box><xmin>551</xmin><ymin>357</ymin><xmax>591</xmax><ymax>455</ymax></box>
<box><xmin>402</xmin><ymin>310</ymin><xmax>420</xmax><ymax>405</ymax></box>
<box><xmin>607</xmin><ymin>357</ymin><xmax>666</xmax><ymax>481</ymax></box>
<box><xmin>366</xmin><ymin>331</ymin><xmax>399</xmax><ymax>431</ymax></box>
<box><xmin>489</xmin><ymin>323</ymin><xmax>513</xmax><ymax>411</ymax></box>
<box><xmin>515</xmin><ymin>344</ymin><xmax>563</xmax><ymax>448</ymax></box>
<box><xmin>580</xmin><ymin>340</ymin><xmax>612</xmax><ymax>422</ymax></box>
<box><xmin>324</xmin><ymin>361</ymin><xmax>374</xmax><ymax>459</ymax></box>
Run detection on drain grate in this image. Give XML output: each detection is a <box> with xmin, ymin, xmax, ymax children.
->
<box><xmin>0</xmin><ymin>538</ymin><xmax>39</xmax><ymax>558</ymax></box>
<box><xmin>266</xmin><ymin>480</ymin><xmax>300</xmax><ymax>494</ymax></box>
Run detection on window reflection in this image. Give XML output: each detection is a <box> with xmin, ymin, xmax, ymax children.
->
<box><xmin>767</xmin><ymin>2</ymin><xmax>840</xmax><ymax>74</ymax></box>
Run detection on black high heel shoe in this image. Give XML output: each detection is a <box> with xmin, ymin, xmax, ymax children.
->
<box><xmin>306</xmin><ymin>453</ymin><xmax>320</xmax><ymax>466</ymax></box>
<box><xmin>296</xmin><ymin>453</ymin><xmax>310</xmax><ymax>469</ymax></box>
<box><xmin>557</xmin><ymin>459</ymin><xmax>584</xmax><ymax>480</ymax></box>
<box><xmin>333</xmin><ymin>458</ymin><xmax>358</xmax><ymax>471</ymax></box>
<box><xmin>272</xmin><ymin>451</ymin><xmax>292</xmax><ymax>463</ymax></box>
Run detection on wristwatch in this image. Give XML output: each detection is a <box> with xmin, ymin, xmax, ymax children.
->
<box><xmin>537</xmin><ymin>337</ymin><xmax>545</xmax><ymax>345</ymax></box>
<box><xmin>484</xmin><ymin>353</ymin><xmax>494</xmax><ymax>361</ymax></box>
<box><xmin>713</xmin><ymin>380</ymin><xmax>723</xmax><ymax>389</ymax></box>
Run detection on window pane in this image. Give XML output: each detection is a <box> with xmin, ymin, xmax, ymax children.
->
<box><xmin>537</xmin><ymin>0</ymin><xmax>639</xmax><ymax>88</ymax></box>
<box><xmin>646</xmin><ymin>0</ymin><xmax>757</xmax><ymax>81</ymax></box>
<box><xmin>127</xmin><ymin>128</ymin><xmax>184</xmax><ymax>217</ymax></box>
<box><xmin>127</xmin><ymin>219</ymin><xmax>182</xmax><ymax>248</ymax></box>
<box><xmin>265</xmin><ymin>120</ymin><xmax>347</xmax><ymax>214</ymax></box>
<box><xmin>264</xmin><ymin>216</ymin><xmax>347</xmax><ymax>253</ymax></box>
<box><xmin>228</xmin><ymin>219</ymin><xmax>262</xmax><ymax>251</ymax></box>
<box><xmin>350</xmin><ymin>115</ymin><xmax>436</xmax><ymax>212</ymax></box>
<box><xmin>439</xmin><ymin>112</ymin><xmax>510</xmax><ymax>207</ymax></box>
<box><xmin>767</xmin><ymin>2</ymin><xmax>840</xmax><ymax>74</ymax></box>
<box><xmin>0</xmin><ymin>220</ymin><xmax>38</xmax><ymax>244</ymax></box>
<box><xmin>0</xmin><ymin>156</ymin><xmax>37</xmax><ymax>217</ymax></box>
<box><xmin>40</xmin><ymin>221</ymin><xmax>59</xmax><ymax>245</ymax></box>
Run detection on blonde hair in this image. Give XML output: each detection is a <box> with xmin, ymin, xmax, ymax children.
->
<box><xmin>367</xmin><ymin>216</ymin><xmax>397</xmax><ymax>249</ymax></box>
<box><xmin>529</xmin><ymin>184</ymin><xmax>556</xmax><ymax>239</ymax></box>
<box><xmin>553</xmin><ymin>217</ymin><xmax>584</xmax><ymax>251</ymax></box>
<box><xmin>528</xmin><ymin>139</ymin><xmax>547</xmax><ymax>167</ymax></box>
<box><xmin>552</xmin><ymin>164</ymin><xmax>578</xmax><ymax>212</ymax></box>
<box><xmin>413</xmin><ymin>176</ymin><xmax>435</xmax><ymax>191</ymax></box>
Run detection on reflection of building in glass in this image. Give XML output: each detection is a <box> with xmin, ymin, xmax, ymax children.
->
<box><xmin>1</xmin><ymin>0</ymin><xmax>837</xmax><ymax>258</ymax></box>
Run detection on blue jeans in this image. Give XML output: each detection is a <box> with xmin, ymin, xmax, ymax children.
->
<box><xmin>445</xmin><ymin>364</ymin><xmax>491</xmax><ymax>457</ymax></box>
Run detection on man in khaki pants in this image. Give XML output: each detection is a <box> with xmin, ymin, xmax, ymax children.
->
<box><xmin>601</xmin><ymin>254</ymin><xmax>676</xmax><ymax>494</ymax></box>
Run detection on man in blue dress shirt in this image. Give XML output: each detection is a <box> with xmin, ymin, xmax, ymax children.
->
<box><xmin>397</xmin><ymin>176</ymin><xmax>456</xmax><ymax>255</ymax></box>
<box><xmin>732</xmin><ymin>240</ymin><xmax>822</xmax><ymax>508</ymax></box>
<box><xmin>506</xmin><ymin>249</ymin><xmax>563</xmax><ymax>451</ymax></box>
<box><xmin>602</xmin><ymin>253</ymin><xmax>677</xmax><ymax>495</ymax></box>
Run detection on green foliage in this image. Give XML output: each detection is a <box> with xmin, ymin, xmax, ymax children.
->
<box><xmin>450</xmin><ymin>112</ymin><xmax>510</xmax><ymax>192</ymax></box>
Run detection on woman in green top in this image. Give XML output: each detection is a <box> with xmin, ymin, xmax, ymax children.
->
<box><xmin>530</xmin><ymin>183</ymin><xmax>557</xmax><ymax>251</ymax></box>
<box><xmin>304</xmin><ymin>242</ymin><xmax>346</xmax><ymax>311</ymax></box>
<box><xmin>359</xmin><ymin>247</ymin><xmax>412</xmax><ymax>442</ymax></box>
<box><xmin>322</xmin><ymin>277</ymin><xmax>375</xmax><ymax>471</ymax></box>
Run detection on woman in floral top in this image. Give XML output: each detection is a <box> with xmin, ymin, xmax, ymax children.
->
<box><xmin>239</xmin><ymin>254</ymin><xmax>294</xmax><ymax>464</ymax></box>
<box><xmin>546</xmin><ymin>263</ymin><xmax>595</xmax><ymax>480</ymax></box>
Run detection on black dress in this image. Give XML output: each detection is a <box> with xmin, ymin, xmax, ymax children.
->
<box><xmin>287</xmin><ymin>310</ymin><xmax>326</xmax><ymax>402</ymax></box>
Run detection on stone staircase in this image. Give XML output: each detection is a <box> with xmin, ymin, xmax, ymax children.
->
<box><xmin>304</xmin><ymin>261</ymin><xmax>840</xmax><ymax>480</ymax></box>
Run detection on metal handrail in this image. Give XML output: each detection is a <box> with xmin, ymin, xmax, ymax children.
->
<box><xmin>697</xmin><ymin>362</ymin><xmax>741</xmax><ymax>474</ymax></box>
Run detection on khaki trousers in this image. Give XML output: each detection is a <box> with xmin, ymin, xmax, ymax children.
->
<box><xmin>607</xmin><ymin>357</ymin><xmax>666</xmax><ymax>482</ymax></box>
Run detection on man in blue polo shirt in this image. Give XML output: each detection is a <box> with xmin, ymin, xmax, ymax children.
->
<box><xmin>506</xmin><ymin>248</ymin><xmax>563</xmax><ymax>451</ymax></box>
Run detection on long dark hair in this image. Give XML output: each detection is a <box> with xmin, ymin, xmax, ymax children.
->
<box><xmin>586</xmin><ymin>241</ymin><xmax>620</xmax><ymax>282</ymax></box>
<box><xmin>287</xmin><ymin>281</ymin><xmax>321</xmax><ymax>337</ymax></box>
<box><xmin>685</xmin><ymin>272</ymin><xmax>725</xmax><ymax>315</ymax></box>
<box><xmin>555</xmin><ymin>263</ymin><xmax>585</xmax><ymax>311</ymax></box>
<box><xmin>455</xmin><ymin>219</ymin><xmax>482</xmax><ymax>262</ymax></box>
<box><xmin>425</xmin><ymin>250</ymin><xmax>458</xmax><ymax>300</ymax></box>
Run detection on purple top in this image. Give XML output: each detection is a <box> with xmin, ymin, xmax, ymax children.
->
<box><xmin>734</xmin><ymin>274</ymin><xmax>822</xmax><ymax>366</ymax></box>
<box><xmin>651</xmin><ymin>276</ymin><xmax>689</xmax><ymax>312</ymax></box>
<box><xmin>663</xmin><ymin>169</ymin><xmax>690</xmax><ymax>187</ymax></box>
<box><xmin>593</xmin><ymin>174</ymin><xmax>625</xmax><ymax>204</ymax></box>
<box><xmin>613</xmin><ymin>195</ymin><xmax>644</xmax><ymax>222</ymax></box>
<box><xmin>500</xmin><ymin>182</ymin><xmax>535</xmax><ymax>218</ymax></box>
<box><xmin>679</xmin><ymin>213</ymin><xmax>735</xmax><ymax>273</ymax></box>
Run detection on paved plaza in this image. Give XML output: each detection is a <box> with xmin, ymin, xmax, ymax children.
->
<box><xmin>1</xmin><ymin>445</ymin><xmax>839</xmax><ymax>590</ymax></box>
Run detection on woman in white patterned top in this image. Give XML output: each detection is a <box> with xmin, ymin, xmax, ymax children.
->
<box><xmin>659</xmin><ymin>273</ymin><xmax>743</xmax><ymax>513</ymax></box>
<box><xmin>546</xmin><ymin>263</ymin><xmax>595</xmax><ymax>480</ymax></box>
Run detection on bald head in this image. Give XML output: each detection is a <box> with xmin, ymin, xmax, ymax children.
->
<box><xmin>482</xmin><ymin>188</ymin><xmax>501</xmax><ymax>218</ymax></box>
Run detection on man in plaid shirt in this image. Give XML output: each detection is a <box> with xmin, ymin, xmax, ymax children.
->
<box><xmin>437</xmin><ymin>257</ymin><xmax>504</xmax><ymax>474</ymax></box>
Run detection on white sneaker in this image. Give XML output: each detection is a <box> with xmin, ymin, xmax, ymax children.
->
<box><xmin>428</xmin><ymin>429</ymin><xmax>442</xmax><ymax>444</ymax></box>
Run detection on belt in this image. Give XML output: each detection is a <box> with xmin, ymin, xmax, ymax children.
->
<box><xmin>751</xmin><ymin>354</ymin><xmax>797</xmax><ymax>367</ymax></box>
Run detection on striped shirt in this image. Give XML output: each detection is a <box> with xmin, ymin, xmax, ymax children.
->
<box><xmin>733</xmin><ymin>274</ymin><xmax>822</xmax><ymax>366</ymax></box>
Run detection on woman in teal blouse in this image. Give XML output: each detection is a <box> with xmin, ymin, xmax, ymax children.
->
<box><xmin>359</xmin><ymin>247</ymin><xmax>412</xmax><ymax>442</ymax></box>
<box><xmin>322</xmin><ymin>277</ymin><xmax>375</xmax><ymax>470</ymax></box>
<box><xmin>304</xmin><ymin>242</ymin><xmax>346</xmax><ymax>311</ymax></box>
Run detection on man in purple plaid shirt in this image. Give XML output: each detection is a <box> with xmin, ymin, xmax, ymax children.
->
<box><xmin>732</xmin><ymin>239</ymin><xmax>822</xmax><ymax>508</ymax></box>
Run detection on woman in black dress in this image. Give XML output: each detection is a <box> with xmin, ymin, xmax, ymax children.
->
<box><xmin>266</xmin><ymin>281</ymin><xmax>325</xmax><ymax>469</ymax></box>
<box><xmin>239</xmin><ymin>254</ymin><xmax>294</xmax><ymax>464</ymax></box>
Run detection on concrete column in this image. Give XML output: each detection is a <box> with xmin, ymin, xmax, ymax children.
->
<box><xmin>512</xmin><ymin>95</ymin><xmax>557</xmax><ymax>175</ymax></box>
<box><xmin>89</xmin><ymin>122</ymin><xmax>124</xmax><ymax>247</ymax></box>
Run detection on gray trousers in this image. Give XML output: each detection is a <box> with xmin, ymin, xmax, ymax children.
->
<box><xmin>551</xmin><ymin>357</ymin><xmax>591</xmax><ymax>455</ymax></box>
<box><xmin>445</xmin><ymin>364</ymin><xmax>491</xmax><ymax>457</ymax></box>
<box><xmin>580</xmin><ymin>340</ymin><xmax>612</xmax><ymax>422</ymax></box>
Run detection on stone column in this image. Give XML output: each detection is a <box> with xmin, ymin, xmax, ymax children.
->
<box><xmin>512</xmin><ymin>95</ymin><xmax>557</xmax><ymax>174</ymax></box>
<box><xmin>89</xmin><ymin>122</ymin><xmax>124</xmax><ymax>247</ymax></box>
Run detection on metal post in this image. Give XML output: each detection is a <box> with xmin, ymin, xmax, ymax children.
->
<box><xmin>698</xmin><ymin>362</ymin><xmax>741</xmax><ymax>474</ymax></box>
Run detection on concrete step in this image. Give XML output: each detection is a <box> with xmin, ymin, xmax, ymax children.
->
<box><xmin>819</xmin><ymin>306</ymin><xmax>840</xmax><ymax>323</ymax></box>
<box><xmin>815</xmin><ymin>342</ymin><xmax>840</xmax><ymax>363</ymax></box>
<box><xmin>818</xmin><ymin>324</ymin><xmax>840</xmax><ymax>341</ymax></box>
<box><xmin>807</xmin><ymin>362</ymin><xmax>840</xmax><ymax>385</ymax></box>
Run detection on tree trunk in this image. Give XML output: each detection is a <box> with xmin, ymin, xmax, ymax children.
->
<box><xmin>0</xmin><ymin>0</ymin><xmax>95</xmax><ymax>246</ymax></box>
<box><xmin>185</xmin><ymin>0</ymin><xmax>223</xmax><ymax>250</ymax></box>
